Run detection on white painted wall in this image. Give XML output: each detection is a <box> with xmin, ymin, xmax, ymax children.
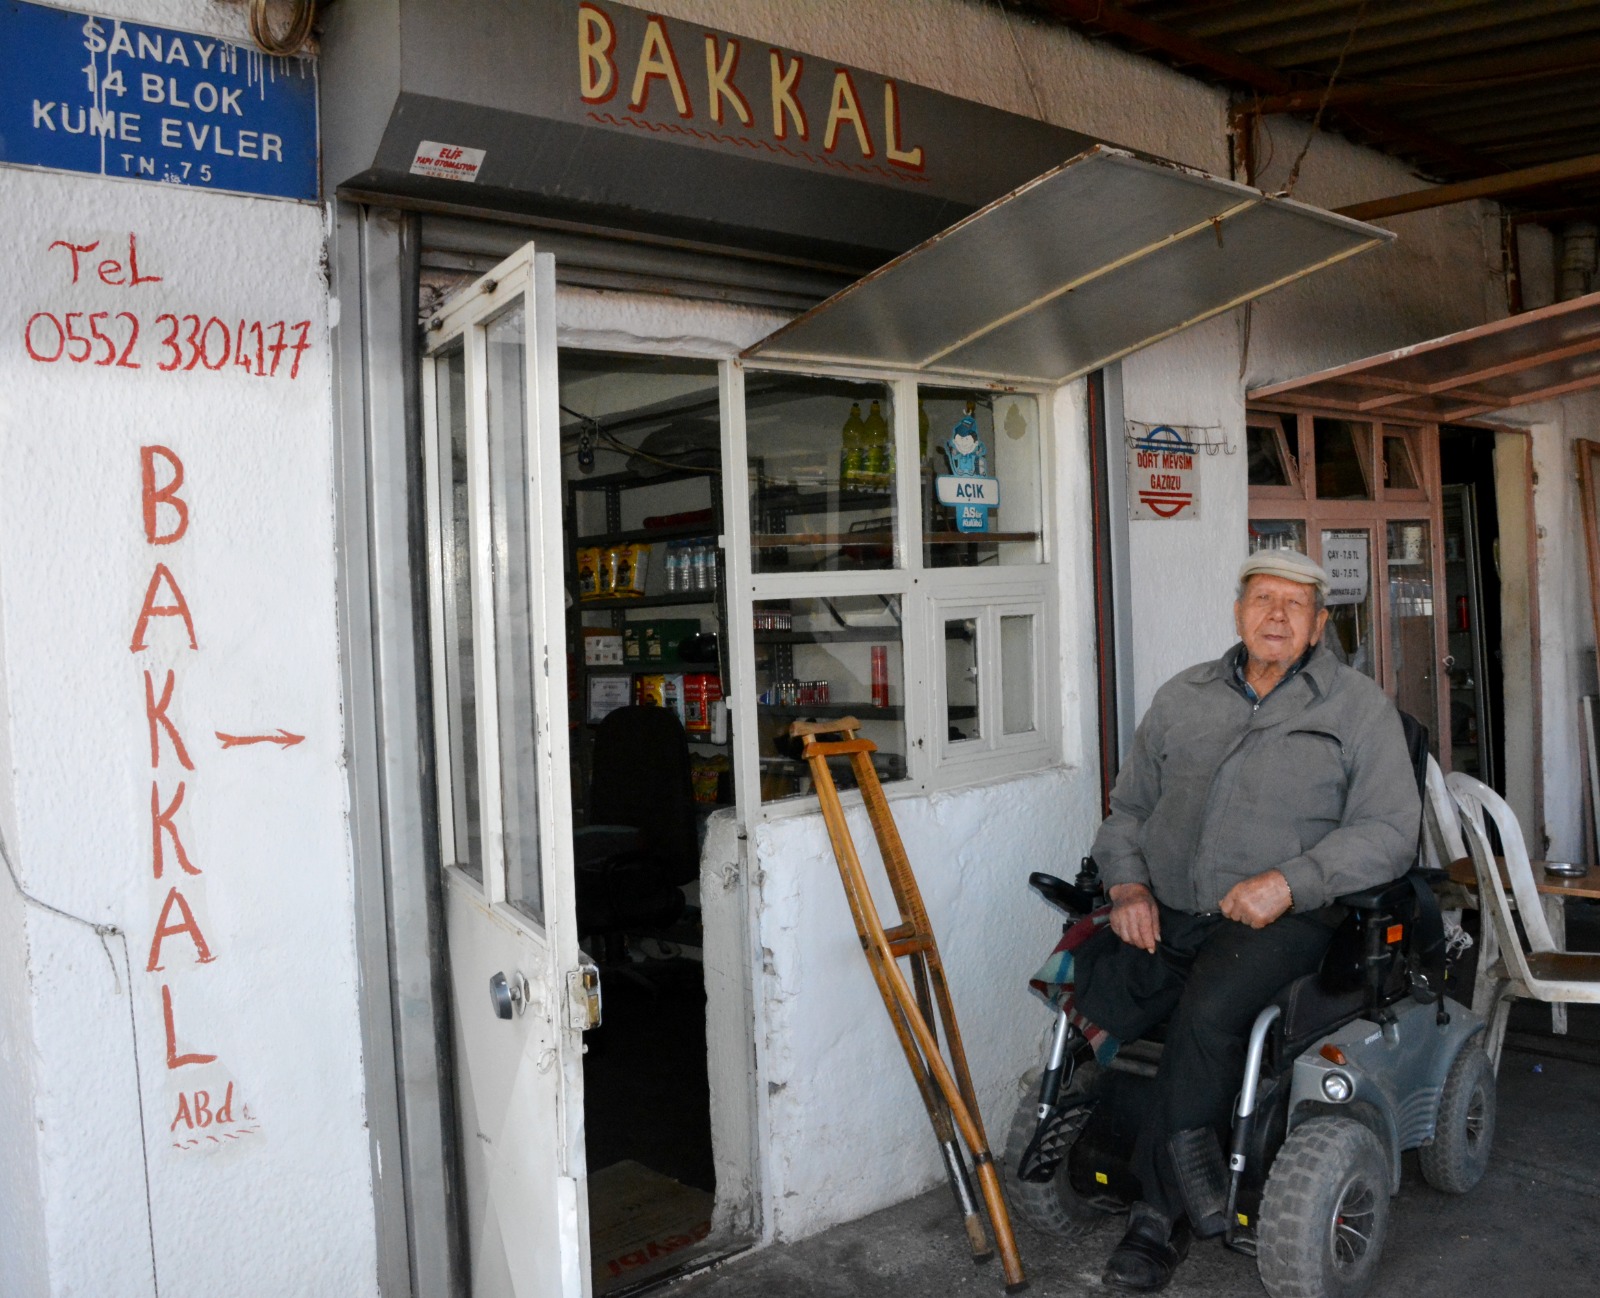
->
<box><xmin>0</xmin><ymin>5</ymin><xmax>377</xmax><ymax>1294</ymax></box>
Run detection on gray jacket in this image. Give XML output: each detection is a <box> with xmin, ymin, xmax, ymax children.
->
<box><xmin>1091</xmin><ymin>645</ymin><xmax>1421</xmax><ymax>914</ymax></box>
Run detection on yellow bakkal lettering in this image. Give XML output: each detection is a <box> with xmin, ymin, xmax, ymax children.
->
<box><xmin>823</xmin><ymin>69</ymin><xmax>873</xmax><ymax>156</ymax></box>
<box><xmin>883</xmin><ymin>81</ymin><xmax>924</xmax><ymax>170</ymax></box>
<box><xmin>769</xmin><ymin>49</ymin><xmax>807</xmax><ymax>140</ymax></box>
<box><xmin>630</xmin><ymin>16</ymin><xmax>692</xmax><ymax>117</ymax></box>
<box><xmin>704</xmin><ymin>35</ymin><xmax>752</xmax><ymax>126</ymax></box>
<box><xmin>577</xmin><ymin>3</ymin><xmax>616</xmax><ymax>103</ymax></box>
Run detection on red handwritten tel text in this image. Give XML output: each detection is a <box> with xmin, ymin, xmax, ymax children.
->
<box><xmin>25</xmin><ymin>232</ymin><xmax>312</xmax><ymax>378</ymax></box>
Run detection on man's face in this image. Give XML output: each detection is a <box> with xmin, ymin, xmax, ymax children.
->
<box><xmin>1234</xmin><ymin>574</ymin><xmax>1329</xmax><ymax>671</ymax></box>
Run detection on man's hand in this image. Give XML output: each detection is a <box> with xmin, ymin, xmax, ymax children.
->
<box><xmin>1108</xmin><ymin>881</ymin><xmax>1160</xmax><ymax>952</ymax></box>
<box><xmin>1220</xmin><ymin>869</ymin><xmax>1293</xmax><ymax>929</ymax></box>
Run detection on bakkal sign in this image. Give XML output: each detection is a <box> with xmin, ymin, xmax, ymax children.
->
<box><xmin>0</xmin><ymin>0</ymin><xmax>318</xmax><ymax>201</ymax></box>
<box><xmin>572</xmin><ymin>0</ymin><xmax>927</xmax><ymax>186</ymax></box>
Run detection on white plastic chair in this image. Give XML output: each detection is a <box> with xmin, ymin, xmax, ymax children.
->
<box><xmin>1446</xmin><ymin>772</ymin><xmax>1600</xmax><ymax>1071</ymax></box>
<box><xmin>1423</xmin><ymin>755</ymin><xmax>1466</xmax><ymax>873</ymax></box>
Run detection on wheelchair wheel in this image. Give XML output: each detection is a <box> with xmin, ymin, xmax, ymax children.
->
<box><xmin>1258</xmin><ymin>1117</ymin><xmax>1391</xmax><ymax>1298</ymax></box>
<box><xmin>1419</xmin><ymin>1040</ymin><xmax>1495</xmax><ymax>1194</ymax></box>
<box><xmin>1001</xmin><ymin>1067</ymin><xmax>1104</xmax><ymax>1239</ymax></box>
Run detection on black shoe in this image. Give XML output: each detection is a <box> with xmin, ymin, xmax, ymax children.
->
<box><xmin>1101</xmin><ymin>1206</ymin><xmax>1191</xmax><ymax>1293</ymax></box>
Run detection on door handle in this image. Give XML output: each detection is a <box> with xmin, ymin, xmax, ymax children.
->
<box><xmin>489</xmin><ymin>970</ymin><xmax>531</xmax><ymax>1020</ymax></box>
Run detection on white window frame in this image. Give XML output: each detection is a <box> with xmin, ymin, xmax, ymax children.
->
<box><xmin>929</xmin><ymin>594</ymin><xmax>1051</xmax><ymax>777</ymax></box>
<box><xmin>723</xmin><ymin>361</ymin><xmax>1061</xmax><ymax>819</ymax></box>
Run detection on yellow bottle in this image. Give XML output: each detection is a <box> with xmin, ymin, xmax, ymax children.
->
<box><xmin>839</xmin><ymin>402</ymin><xmax>865</xmax><ymax>492</ymax></box>
<box><xmin>863</xmin><ymin>400</ymin><xmax>890</xmax><ymax>491</ymax></box>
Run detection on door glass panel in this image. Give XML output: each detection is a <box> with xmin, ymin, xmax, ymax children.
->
<box><xmin>485</xmin><ymin>302</ymin><xmax>543</xmax><ymax>922</ymax></box>
<box><xmin>1313</xmin><ymin>417</ymin><xmax>1372</xmax><ymax>500</ymax></box>
<box><xmin>1247</xmin><ymin>414</ymin><xmax>1298</xmax><ymax>488</ymax></box>
<box><xmin>945</xmin><ymin>617</ymin><xmax>980</xmax><ymax>742</ymax></box>
<box><xmin>919</xmin><ymin>388</ymin><xmax>1042</xmax><ymax>568</ymax></box>
<box><xmin>1247</xmin><ymin>518</ymin><xmax>1307</xmax><ymax>555</ymax></box>
<box><xmin>1387</xmin><ymin>520</ymin><xmax>1439</xmax><ymax>748</ymax></box>
<box><xmin>1001</xmin><ymin>614</ymin><xmax>1036</xmax><ymax>735</ymax></box>
<box><xmin>747</xmin><ymin>373</ymin><xmax>895</xmax><ymax>574</ymax></box>
<box><xmin>1443</xmin><ymin>486</ymin><xmax>1491</xmax><ymax>781</ymax></box>
<box><xmin>1321</xmin><ymin>527</ymin><xmax>1377</xmax><ymax>679</ymax></box>
<box><xmin>436</xmin><ymin>341</ymin><xmax>482</xmax><ymax>881</ymax></box>
<box><xmin>1382</xmin><ymin>434</ymin><xmax>1420</xmax><ymax>491</ymax></box>
<box><xmin>752</xmin><ymin>594</ymin><xmax>904</xmax><ymax>801</ymax></box>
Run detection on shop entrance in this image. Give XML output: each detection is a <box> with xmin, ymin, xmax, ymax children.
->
<box><xmin>558</xmin><ymin>351</ymin><xmax>741</xmax><ymax>1294</ymax></box>
<box><xmin>415</xmin><ymin>236</ymin><xmax>757</xmax><ymax>1297</ymax></box>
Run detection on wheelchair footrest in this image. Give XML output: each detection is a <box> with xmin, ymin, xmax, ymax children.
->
<box><xmin>1017</xmin><ymin>1100</ymin><xmax>1093</xmax><ymax>1183</ymax></box>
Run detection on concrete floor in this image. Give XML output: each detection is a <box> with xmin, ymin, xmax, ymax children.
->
<box><xmin>669</xmin><ymin>1015</ymin><xmax>1600</xmax><ymax>1298</ymax></box>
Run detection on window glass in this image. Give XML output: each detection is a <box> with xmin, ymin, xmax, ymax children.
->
<box><xmin>484</xmin><ymin>303</ymin><xmax>543</xmax><ymax>923</ymax></box>
<box><xmin>1247</xmin><ymin>414</ymin><xmax>1298</xmax><ymax>488</ymax></box>
<box><xmin>919</xmin><ymin>388</ymin><xmax>1042</xmax><ymax>568</ymax></box>
<box><xmin>1383</xmin><ymin>434</ymin><xmax>1420</xmax><ymax>491</ymax></box>
<box><xmin>1313</xmin><ymin>417</ymin><xmax>1372</xmax><ymax>500</ymax></box>
<box><xmin>1320</xmin><ymin>527</ymin><xmax>1377</xmax><ymax>679</ymax></box>
<box><xmin>435</xmin><ymin>341</ymin><xmax>481</xmax><ymax>881</ymax></box>
<box><xmin>747</xmin><ymin>373</ymin><xmax>895</xmax><ymax>574</ymax></box>
<box><xmin>1388</xmin><ymin>520</ymin><xmax>1439</xmax><ymax>748</ymax></box>
<box><xmin>944</xmin><ymin>617</ymin><xmax>980</xmax><ymax>742</ymax></box>
<box><xmin>1001</xmin><ymin>614</ymin><xmax>1036</xmax><ymax>736</ymax></box>
<box><xmin>1247</xmin><ymin>518</ymin><xmax>1307</xmax><ymax>556</ymax></box>
<box><xmin>752</xmin><ymin>594</ymin><xmax>904</xmax><ymax>802</ymax></box>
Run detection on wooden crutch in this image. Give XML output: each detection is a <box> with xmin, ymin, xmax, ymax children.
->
<box><xmin>788</xmin><ymin>718</ymin><xmax>1027</xmax><ymax>1292</ymax></box>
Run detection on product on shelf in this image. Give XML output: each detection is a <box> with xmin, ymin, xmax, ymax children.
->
<box><xmin>623</xmin><ymin>618</ymin><xmax>701</xmax><ymax>667</ymax></box>
<box><xmin>607</xmin><ymin>542</ymin><xmax>650</xmax><ymax>597</ymax></box>
<box><xmin>690</xmin><ymin>753</ymin><xmax>730</xmax><ymax>804</ymax></box>
<box><xmin>862</xmin><ymin>399</ymin><xmax>891</xmax><ymax>491</ymax></box>
<box><xmin>635</xmin><ymin>672</ymin><xmax>686</xmax><ymax>723</ymax></box>
<box><xmin>839</xmin><ymin>401</ymin><xmax>865</xmax><ymax>492</ymax></box>
<box><xmin>682</xmin><ymin>673</ymin><xmax>724</xmax><ymax>734</ymax></box>
<box><xmin>582</xmin><ymin>627</ymin><xmax>624</xmax><ymax>666</ymax></box>
<box><xmin>576</xmin><ymin>546</ymin><xmax>601</xmax><ymax>599</ymax></box>
<box><xmin>871</xmin><ymin>644</ymin><xmax>889</xmax><ymax>709</ymax></box>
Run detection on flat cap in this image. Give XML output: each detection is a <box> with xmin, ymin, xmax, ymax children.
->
<box><xmin>1238</xmin><ymin>547</ymin><xmax>1328</xmax><ymax>594</ymax></box>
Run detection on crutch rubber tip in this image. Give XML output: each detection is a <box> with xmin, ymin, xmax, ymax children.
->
<box><xmin>971</xmin><ymin>1249</ymin><xmax>994</xmax><ymax>1265</ymax></box>
<box><xmin>1005</xmin><ymin>1282</ymin><xmax>1031</xmax><ymax>1294</ymax></box>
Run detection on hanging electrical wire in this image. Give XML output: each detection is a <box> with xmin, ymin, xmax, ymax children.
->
<box><xmin>558</xmin><ymin>404</ymin><xmax>721</xmax><ymax>476</ymax></box>
<box><xmin>248</xmin><ymin>0</ymin><xmax>317</xmax><ymax>57</ymax></box>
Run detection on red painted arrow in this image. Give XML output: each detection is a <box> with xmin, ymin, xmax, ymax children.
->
<box><xmin>215</xmin><ymin>729</ymin><xmax>305</xmax><ymax>750</ymax></box>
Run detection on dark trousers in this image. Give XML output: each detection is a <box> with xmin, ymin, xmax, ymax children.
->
<box><xmin>1074</xmin><ymin>903</ymin><xmax>1340</xmax><ymax>1220</ymax></box>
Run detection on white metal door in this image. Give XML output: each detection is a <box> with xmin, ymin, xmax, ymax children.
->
<box><xmin>422</xmin><ymin>244</ymin><xmax>594</xmax><ymax>1298</ymax></box>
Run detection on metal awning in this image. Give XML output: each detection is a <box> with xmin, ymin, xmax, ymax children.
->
<box><xmin>1248</xmin><ymin>291</ymin><xmax>1600</xmax><ymax>422</ymax></box>
<box><xmin>742</xmin><ymin>146</ymin><xmax>1391</xmax><ymax>385</ymax></box>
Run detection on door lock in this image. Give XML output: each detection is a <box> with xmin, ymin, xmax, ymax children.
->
<box><xmin>566</xmin><ymin>963</ymin><xmax>603</xmax><ymax>1031</ymax></box>
<box><xmin>489</xmin><ymin>970</ymin><xmax>531</xmax><ymax>1020</ymax></box>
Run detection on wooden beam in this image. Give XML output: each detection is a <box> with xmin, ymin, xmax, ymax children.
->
<box><xmin>1337</xmin><ymin>152</ymin><xmax>1600</xmax><ymax>221</ymax></box>
<box><xmin>1248</xmin><ymin>40</ymin><xmax>1600</xmax><ymax>115</ymax></box>
<box><xmin>1033</xmin><ymin>1</ymin><xmax>1506</xmax><ymax>178</ymax></box>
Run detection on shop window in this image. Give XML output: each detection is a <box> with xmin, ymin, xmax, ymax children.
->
<box><xmin>918</xmin><ymin>388</ymin><xmax>1043</xmax><ymax>568</ymax></box>
<box><xmin>1247</xmin><ymin>518</ymin><xmax>1307</xmax><ymax>556</ymax></box>
<box><xmin>1320</xmin><ymin>527</ymin><xmax>1377</xmax><ymax>679</ymax></box>
<box><xmin>741</xmin><ymin>368</ymin><xmax>1057</xmax><ymax>809</ymax></box>
<box><xmin>1313</xmin><ymin>417</ymin><xmax>1372</xmax><ymax>500</ymax></box>
<box><xmin>944</xmin><ymin>616</ymin><xmax>981</xmax><ymax>742</ymax></box>
<box><xmin>747</xmin><ymin>374</ymin><xmax>896</xmax><ymax>575</ymax></box>
<box><xmin>931</xmin><ymin>598</ymin><xmax>1045</xmax><ymax>770</ymax></box>
<box><xmin>1382</xmin><ymin>433</ymin><xmax>1422</xmax><ymax>492</ymax></box>
<box><xmin>1387</xmin><ymin>520</ymin><xmax>1438</xmax><ymax>741</ymax></box>
<box><xmin>1247</xmin><ymin>413</ymin><xmax>1300</xmax><ymax>491</ymax></box>
<box><xmin>753</xmin><ymin>594</ymin><xmax>904</xmax><ymax>802</ymax></box>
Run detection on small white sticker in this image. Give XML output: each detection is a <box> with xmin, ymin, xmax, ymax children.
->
<box><xmin>410</xmin><ymin>141</ymin><xmax>485</xmax><ymax>183</ymax></box>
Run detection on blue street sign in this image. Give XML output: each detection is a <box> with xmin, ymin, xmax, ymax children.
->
<box><xmin>0</xmin><ymin>1</ymin><xmax>318</xmax><ymax>201</ymax></box>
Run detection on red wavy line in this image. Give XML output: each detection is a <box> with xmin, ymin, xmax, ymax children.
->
<box><xmin>586</xmin><ymin>111</ymin><xmax>929</xmax><ymax>185</ymax></box>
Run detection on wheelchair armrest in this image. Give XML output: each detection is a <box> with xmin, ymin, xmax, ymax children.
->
<box><xmin>1334</xmin><ymin>875</ymin><xmax>1413</xmax><ymax>911</ymax></box>
<box><xmin>1029</xmin><ymin>871</ymin><xmax>1100</xmax><ymax>916</ymax></box>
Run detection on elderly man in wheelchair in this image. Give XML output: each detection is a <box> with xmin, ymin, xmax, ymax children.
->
<box><xmin>1005</xmin><ymin>549</ymin><xmax>1494</xmax><ymax>1298</ymax></box>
